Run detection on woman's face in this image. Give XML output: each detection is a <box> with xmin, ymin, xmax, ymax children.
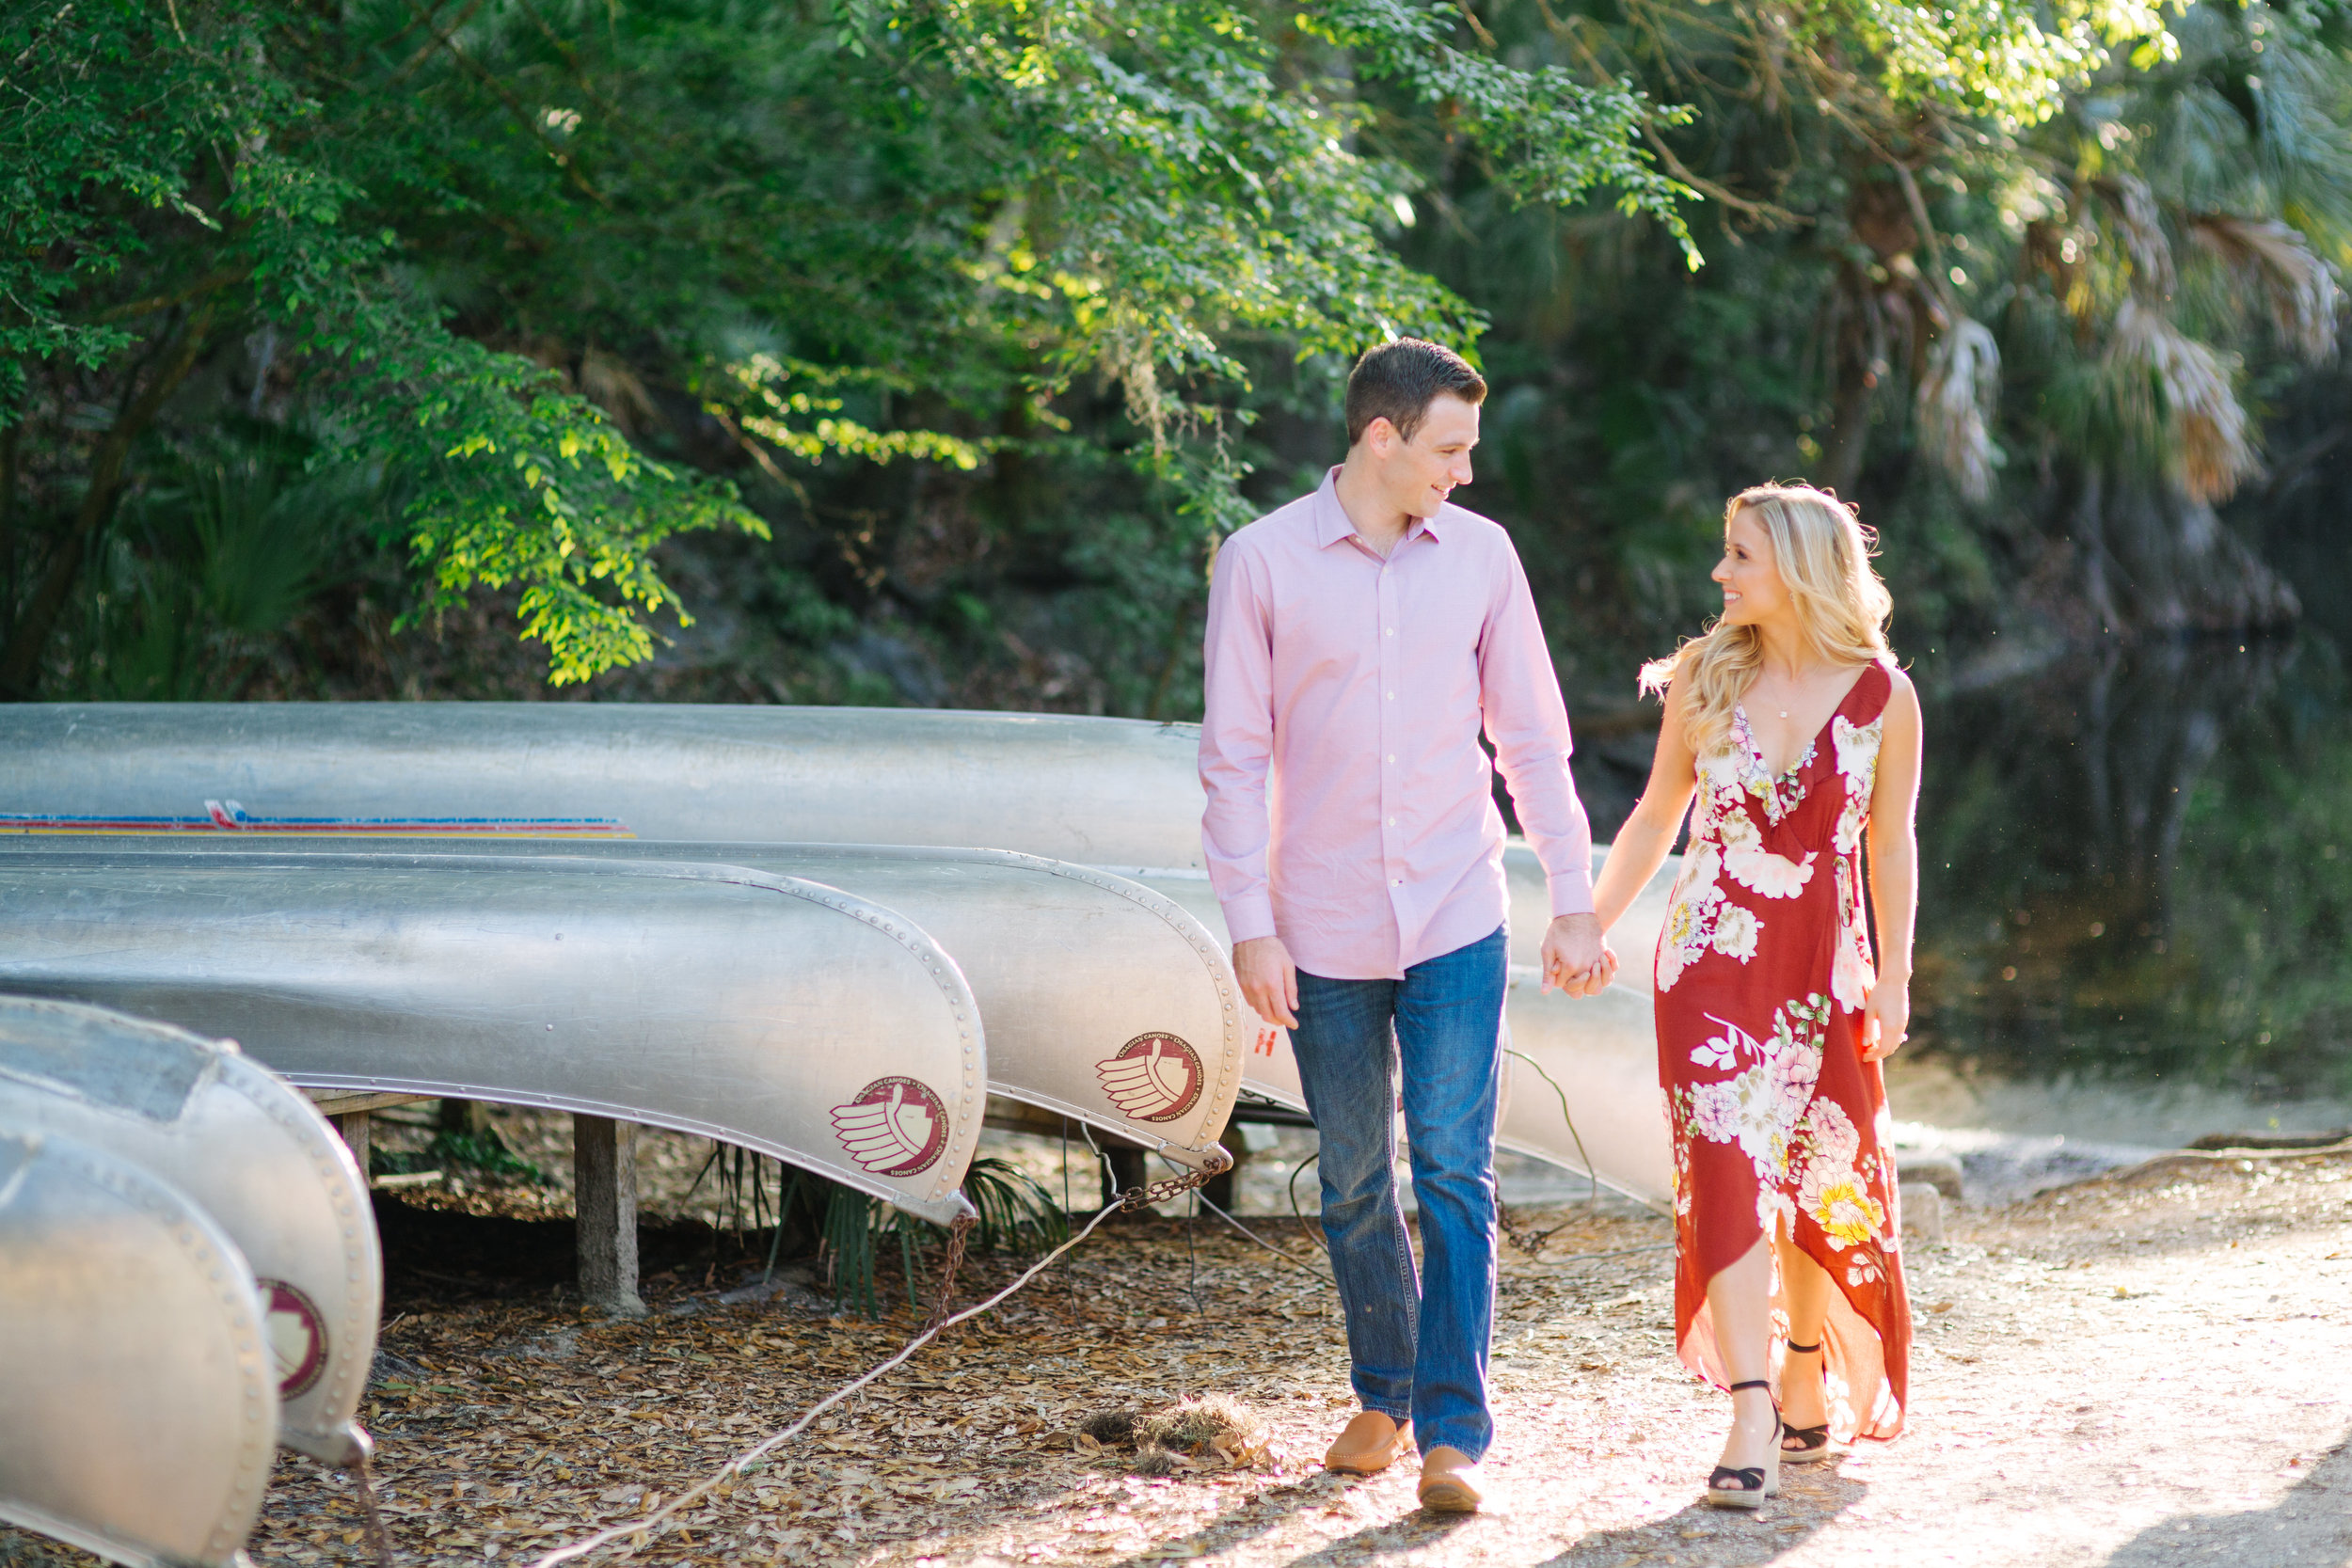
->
<box><xmin>1712</xmin><ymin>506</ymin><xmax>1789</xmax><ymax>626</ymax></box>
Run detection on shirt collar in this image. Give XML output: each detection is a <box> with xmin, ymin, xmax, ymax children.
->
<box><xmin>1313</xmin><ymin>467</ymin><xmax>1445</xmax><ymax>550</ymax></box>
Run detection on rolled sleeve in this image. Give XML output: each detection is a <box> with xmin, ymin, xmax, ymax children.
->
<box><xmin>1479</xmin><ymin>545</ymin><xmax>1597</xmax><ymax>918</ymax></box>
<box><xmin>1199</xmin><ymin>537</ymin><xmax>1280</xmax><ymax>945</ymax></box>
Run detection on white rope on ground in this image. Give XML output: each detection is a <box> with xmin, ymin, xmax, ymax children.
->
<box><xmin>1198</xmin><ymin>1175</ymin><xmax>1670</xmax><ymax>1273</ymax></box>
<box><xmin>1192</xmin><ymin>1190</ymin><xmax>1332</xmax><ymax>1285</ymax></box>
<box><xmin>1523</xmin><ymin>1241</ymin><xmax>1677</xmax><ymax>1266</ymax></box>
<box><xmin>521</xmin><ymin>1156</ymin><xmax>1661</xmax><ymax>1568</ymax></box>
<box><xmin>523</xmin><ymin>1195</ymin><xmax>1135</xmax><ymax>1568</ymax></box>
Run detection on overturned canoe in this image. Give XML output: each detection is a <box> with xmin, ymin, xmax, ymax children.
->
<box><xmin>42</xmin><ymin>838</ymin><xmax>1241</xmax><ymax>1174</ymax></box>
<box><xmin>0</xmin><ymin>847</ymin><xmax>984</xmax><ymax>1225</ymax></box>
<box><xmin>0</xmin><ymin>703</ymin><xmax>1207</xmax><ymax>870</ymax></box>
<box><xmin>1497</xmin><ymin>981</ymin><xmax>1675</xmax><ymax>1210</ymax></box>
<box><xmin>0</xmin><ymin>701</ymin><xmax>1668</xmax><ymax>1191</ymax></box>
<box><xmin>1136</xmin><ymin>848</ymin><xmax>1680</xmax><ymax>1205</ymax></box>
<box><xmin>0</xmin><ymin>996</ymin><xmax>379</xmax><ymax>1466</ymax></box>
<box><xmin>0</xmin><ymin>1126</ymin><xmax>277</xmax><ymax>1568</ymax></box>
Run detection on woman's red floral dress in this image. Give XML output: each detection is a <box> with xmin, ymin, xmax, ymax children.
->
<box><xmin>1653</xmin><ymin>659</ymin><xmax>1911</xmax><ymax>1442</ymax></box>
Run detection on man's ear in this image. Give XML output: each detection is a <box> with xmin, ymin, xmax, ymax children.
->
<box><xmin>1361</xmin><ymin>416</ymin><xmax>1397</xmax><ymax>458</ymax></box>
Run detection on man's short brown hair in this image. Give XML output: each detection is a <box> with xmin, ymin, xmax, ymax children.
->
<box><xmin>1344</xmin><ymin>339</ymin><xmax>1487</xmax><ymax>447</ymax></box>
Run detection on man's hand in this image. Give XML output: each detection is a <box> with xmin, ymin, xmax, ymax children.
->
<box><xmin>1541</xmin><ymin>913</ymin><xmax>1616</xmax><ymax>997</ymax></box>
<box><xmin>1234</xmin><ymin>935</ymin><xmax>1300</xmax><ymax>1030</ymax></box>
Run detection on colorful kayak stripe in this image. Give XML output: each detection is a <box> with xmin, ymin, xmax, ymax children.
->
<box><xmin>2</xmin><ymin>799</ymin><xmax>632</xmax><ymax>837</ymax></box>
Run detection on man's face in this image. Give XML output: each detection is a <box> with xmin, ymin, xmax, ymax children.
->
<box><xmin>1379</xmin><ymin>393</ymin><xmax>1480</xmax><ymax>518</ymax></box>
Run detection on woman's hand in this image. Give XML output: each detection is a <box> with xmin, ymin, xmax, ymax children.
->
<box><xmin>1860</xmin><ymin>977</ymin><xmax>1910</xmax><ymax>1062</ymax></box>
<box><xmin>1541</xmin><ymin>913</ymin><xmax>1615</xmax><ymax>996</ymax></box>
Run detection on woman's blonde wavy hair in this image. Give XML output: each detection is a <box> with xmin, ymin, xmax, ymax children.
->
<box><xmin>1638</xmin><ymin>484</ymin><xmax>1894</xmax><ymax>760</ymax></box>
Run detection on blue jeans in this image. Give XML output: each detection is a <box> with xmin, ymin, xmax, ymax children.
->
<box><xmin>1291</xmin><ymin>925</ymin><xmax>1508</xmax><ymax>1461</ymax></box>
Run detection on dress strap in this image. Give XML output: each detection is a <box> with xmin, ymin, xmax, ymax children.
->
<box><xmin>1844</xmin><ymin>659</ymin><xmax>1895</xmax><ymax>727</ymax></box>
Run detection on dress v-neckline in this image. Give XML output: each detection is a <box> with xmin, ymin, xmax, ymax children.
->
<box><xmin>1735</xmin><ymin>664</ymin><xmax>1875</xmax><ymax>780</ymax></box>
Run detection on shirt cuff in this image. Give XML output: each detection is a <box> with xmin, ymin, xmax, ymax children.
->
<box><xmin>1546</xmin><ymin>867</ymin><xmax>1597</xmax><ymax>919</ymax></box>
<box><xmin>1220</xmin><ymin>892</ymin><xmax>1279</xmax><ymax>947</ymax></box>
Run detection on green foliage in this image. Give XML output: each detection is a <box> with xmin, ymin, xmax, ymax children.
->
<box><xmin>0</xmin><ymin>0</ymin><xmax>763</xmax><ymax>688</ymax></box>
<box><xmin>2</xmin><ymin>0</ymin><xmax>1714</xmax><ymax>694</ymax></box>
<box><xmin>369</xmin><ymin>1126</ymin><xmax>550</xmax><ymax>1183</ymax></box>
<box><xmin>959</xmin><ymin>1156</ymin><xmax>1073</xmax><ymax>1252</ymax></box>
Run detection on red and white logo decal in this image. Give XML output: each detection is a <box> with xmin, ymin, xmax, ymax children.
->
<box><xmin>260</xmin><ymin>1277</ymin><xmax>327</xmax><ymax>1400</ymax></box>
<box><xmin>830</xmin><ymin>1077</ymin><xmax>949</xmax><ymax>1178</ymax></box>
<box><xmin>1096</xmin><ymin>1033</ymin><xmax>1203</xmax><ymax>1124</ymax></box>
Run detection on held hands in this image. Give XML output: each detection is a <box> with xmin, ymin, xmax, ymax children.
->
<box><xmin>1541</xmin><ymin>912</ymin><xmax>1617</xmax><ymax>998</ymax></box>
<box><xmin>1242</xmin><ymin>918</ymin><xmax>1620</xmax><ymax>1024</ymax></box>
<box><xmin>1233</xmin><ymin>936</ymin><xmax>1300</xmax><ymax>1030</ymax></box>
<box><xmin>1860</xmin><ymin>976</ymin><xmax>1911</xmax><ymax>1062</ymax></box>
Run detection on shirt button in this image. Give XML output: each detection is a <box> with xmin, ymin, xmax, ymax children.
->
<box><xmin>1388</xmin><ymin>816</ymin><xmax>1397</xmax><ymax>826</ymax></box>
<box><xmin>1387</xmin><ymin>755</ymin><xmax>1396</xmax><ymax>765</ymax></box>
<box><xmin>1385</xmin><ymin>627</ymin><xmax>1395</xmax><ymax>637</ymax></box>
<box><xmin>1386</xmin><ymin>691</ymin><xmax>1395</xmax><ymax>700</ymax></box>
<box><xmin>1391</xmin><ymin>879</ymin><xmax>1403</xmax><ymax>887</ymax></box>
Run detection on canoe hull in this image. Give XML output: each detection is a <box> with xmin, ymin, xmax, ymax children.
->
<box><xmin>0</xmin><ymin>848</ymin><xmax>985</xmax><ymax>1225</ymax></box>
<box><xmin>40</xmin><ymin>838</ymin><xmax>1243</xmax><ymax>1174</ymax></box>
<box><xmin>1139</xmin><ymin>851</ymin><xmax>1679</xmax><ymax>1206</ymax></box>
<box><xmin>0</xmin><ymin>1129</ymin><xmax>276</xmax><ymax>1568</ymax></box>
<box><xmin>0</xmin><ymin>996</ymin><xmax>380</xmax><ymax>1466</ymax></box>
<box><xmin>0</xmin><ymin>703</ymin><xmax>1207</xmax><ymax>870</ymax></box>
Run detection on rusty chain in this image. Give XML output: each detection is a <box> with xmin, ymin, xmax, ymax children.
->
<box><xmin>1117</xmin><ymin>1164</ymin><xmax>1218</xmax><ymax>1212</ymax></box>
<box><xmin>351</xmin><ymin>1453</ymin><xmax>394</xmax><ymax>1568</ymax></box>
<box><xmin>921</xmin><ymin>1212</ymin><xmax>977</xmax><ymax>1331</ymax></box>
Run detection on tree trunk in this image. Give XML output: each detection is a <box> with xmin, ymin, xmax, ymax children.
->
<box><xmin>0</xmin><ymin>301</ymin><xmax>216</xmax><ymax>699</ymax></box>
<box><xmin>2082</xmin><ymin>467</ymin><xmax>2299</xmax><ymax>634</ymax></box>
<box><xmin>1817</xmin><ymin>263</ymin><xmax>1876</xmax><ymax>499</ymax></box>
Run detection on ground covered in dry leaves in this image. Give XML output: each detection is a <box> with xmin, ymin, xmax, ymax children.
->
<box><xmin>8</xmin><ymin>1138</ymin><xmax>2351</xmax><ymax>1568</ymax></box>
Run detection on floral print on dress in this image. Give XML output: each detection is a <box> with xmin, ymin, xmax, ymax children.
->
<box><xmin>1655</xmin><ymin>841</ymin><xmax>1768</xmax><ymax>991</ymax></box>
<box><xmin>1653</xmin><ymin>660</ymin><xmax>1910</xmax><ymax>1444</ymax></box>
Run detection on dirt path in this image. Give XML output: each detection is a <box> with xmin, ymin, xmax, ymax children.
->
<box><xmin>7</xmin><ymin>1153</ymin><xmax>2348</xmax><ymax>1568</ymax></box>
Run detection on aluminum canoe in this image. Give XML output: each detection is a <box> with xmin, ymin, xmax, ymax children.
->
<box><xmin>0</xmin><ymin>1126</ymin><xmax>276</xmax><ymax>1568</ymax></box>
<box><xmin>0</xmin><ymin>996</ymin><xmax>379</xmax><ymax>1466</ymax></box>
<box><xmin>1134</xmin><ymin>847</ymin><xmax>1680</xmax><ymax>1205</ymax></box>
<box><xmin>0</xmin><ymin>703</ymin><xmax>1207</xmax><ymax>870</ymax></box>
<box><xmin>41</xmin><ymin>838</ymin><xmax>1242</xmax><ymax>1174</ymax></box>
<box><xmin>0</xmin><ymin>847</ymin><xmax>984</xmax><ymax>1225</ymax></box>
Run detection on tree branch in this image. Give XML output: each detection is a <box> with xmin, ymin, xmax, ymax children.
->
<box><xmin>399</xmin><ymin>0</ymin><xmax>611</xmax><ymax>207</ymax></box>
<box><xmin>92</xmin><ymin>261</ymin><xmax>252</xmax><ymax>324</ymax></box>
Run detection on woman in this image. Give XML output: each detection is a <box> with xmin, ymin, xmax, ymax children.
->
<box><xmin>1588</xmin><ymin>483</ymin><xmax>1919</xmax><ymax>1507</ymax></box>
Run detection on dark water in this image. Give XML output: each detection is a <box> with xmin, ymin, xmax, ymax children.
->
<box><xmin>1909</xmin><ymin>632</ymin><xmax>2352</xmax><ymax>1102</ymax></box>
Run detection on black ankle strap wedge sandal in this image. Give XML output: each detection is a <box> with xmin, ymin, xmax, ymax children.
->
<box><xmin>1779</xmin><ymin>1339</ymin><xmax>1833</xmax><ymax>1462</ymax></box>
<box><xmin>1704</xmin><ymin>1380</ymin><xmax>1783</xmax><ymax>1509</ymax></box>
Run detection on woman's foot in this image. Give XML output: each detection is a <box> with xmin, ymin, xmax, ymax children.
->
<box><xmin>1779</xmin><ymin>1338</ymin><xmax>1832</xmax><ymax>1461</ymax></box>
<box><xmin>1705</xmin><ymin>1382</ymin><xmax>1781</xmax><ymax>1508</ymax></box>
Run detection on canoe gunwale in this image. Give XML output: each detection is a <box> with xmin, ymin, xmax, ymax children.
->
<box><xmin>286</xmin><ymin>1071</ymin><xmax>977</xmax><ymax>1225</ymax></box>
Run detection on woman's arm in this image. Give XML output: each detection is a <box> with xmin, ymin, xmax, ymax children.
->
<box><xmin>1590</xmin><ymin>679</ymin><xmax>1701</xmax><ymax>934</ymax></box>
<box><xmin>1861</xmin><ymin>671</ymin><xmax>1924</xmax><ymax>1061</ymax></box>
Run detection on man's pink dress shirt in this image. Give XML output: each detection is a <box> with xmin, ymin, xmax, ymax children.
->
<box><xmin>1199</xmin><ymin>469</ymin><xmax>1596</xmax><ymax>981</ymax></box>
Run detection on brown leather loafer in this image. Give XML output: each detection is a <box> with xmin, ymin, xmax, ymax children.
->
<box><xmin>1323</xmin><ymin>1412</ymin><xmax>1413</xmax><ymax>1475</ymax></box>
<box><xmin>1416</xmin><ymin>1446</ymin><xmax>1488</xmax><ymax>1513</ymax></box>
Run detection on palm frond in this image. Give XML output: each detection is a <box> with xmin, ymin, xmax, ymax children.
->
<box><xmin>2106</xmin><ymin>298</ymin><xmax>2260</xmax><ymax>502</ymax></box>
<box><xmin>1916</xmin><ymin>318</ymin><xmax>2004</xmax><ymax>502</ymax></box>
<box><xmin>2104</xmin><ymin>175</ymin><xmax>2176</xmax><ymax>297</ymax></box>
<box><xmin>2187</xmin><ymin>214</ymin><xmax>2343</xmax><ymax>363</ymax></box>
<box><xmin>960</xmin><ymin>1156</ymin><xmax>1072</xmax><ymax>1252</ymax></box>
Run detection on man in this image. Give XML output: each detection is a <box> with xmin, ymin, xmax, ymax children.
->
<box><xmin>1200</xmin><ymin>339</ymin><xmax>1613</xmax><ymax>1513</ymax></box>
